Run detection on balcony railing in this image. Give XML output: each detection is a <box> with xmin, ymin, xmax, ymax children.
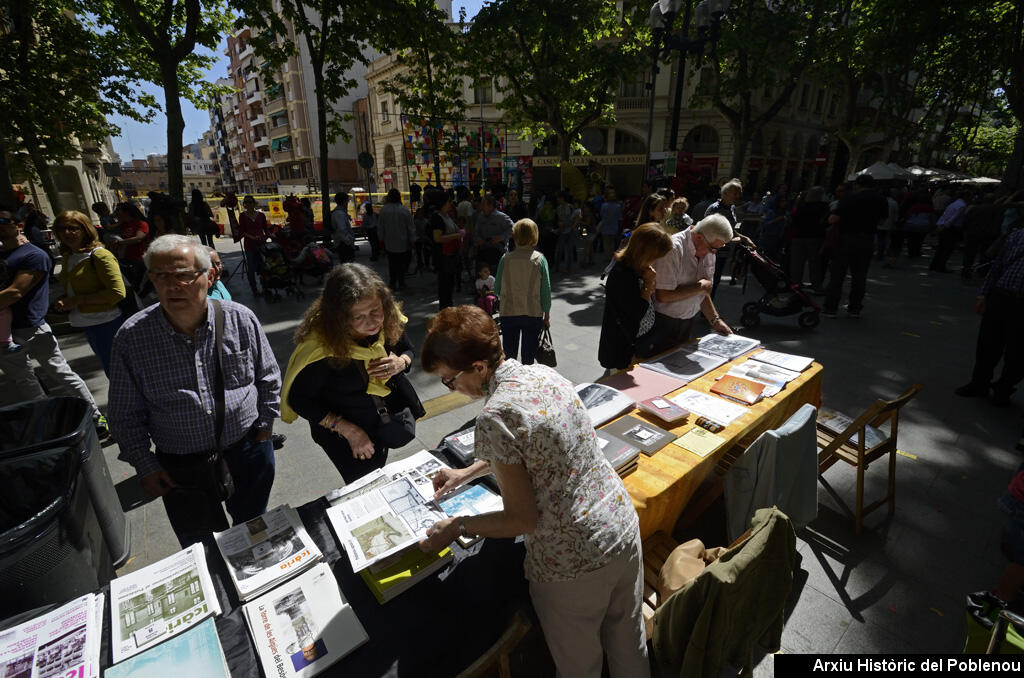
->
<box><xmin>246</xmin><ymin>90</ymin><xmax>260</xmax><ymax>104</ymax></box>
<box><xmin>238</xmin><ymin>43</ymin><xmax>254</xmax><ymax>60</ymax></box>
<box><xmin>249</xmin><ymin>114</ymin><xmax>265</xmax><ymax>127</ymax></box>
<box><xmin>272</xmin><ymin>148</ymin><xmax>294</xmax><ymax>163</ymax></box>
<box><xmin>615</xmin><ymin>97</ymin><xmax>649</xmax><ymax>111</ymax></box>
<box><xmin>253</xmin><ymin>136</ymin><xmax>269</xmax><ymax>148</ymax></box>
<box><xmin>258</xmin><ymin>159</ymin><xmax>273</xmax><ymax>169</ymax></box>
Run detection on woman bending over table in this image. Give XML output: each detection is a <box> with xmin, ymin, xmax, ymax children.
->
<box><xmin>419</xmin><ymin>305</ymin><xmax>650</xmax><ymax>678</ymax></box>
<box><xmin>281</xmin><ymin>263</ymin><xmax>424</xmax><ymax>483</ymax></box>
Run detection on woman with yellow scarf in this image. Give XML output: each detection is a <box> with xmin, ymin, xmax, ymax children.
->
<box><xmin>281</xmin><ymin>263</ymin><xmax>424</xmax><ymax>482</ymax></box>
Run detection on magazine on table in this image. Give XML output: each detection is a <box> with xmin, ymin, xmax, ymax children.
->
<box><xmin>574</xmin><ymin>382</ymin><xmax>636</xmax><ymax>428</ymax></box>
<box><xmin>103</xmin><ymin>618</ymin><xmax>229</xmax><ymax>678</ymax></box>
<box><xmin>818</xmin><ymin>407</ymin><xmax>888</xmax><ymax>449</ymax></box>
<box><xmin>695</xmin><ymin>332</ymin><xmax>762</xmax><ymax>360</ymax></box>
<box><xmin>439</xmin><ymin>483</ymin><xmax>505</xmax><ymax>547</ymax></box>
<box><xmin>669</xmin><ymin>389</ymin><xmax>749</xmax><ymax>427</ymax></box>
<box><xmin>724</xmin><ymin>360</ymin><xmax>801</xmax><ymax>397</ymax></box>
<box><xmin>749</xmin><ymin>349</ymin><xmax>814</xmax><ymax>372</ymax></box>
<box><xmin>639</xmin><ymin>345</ymin><xmax>727</xmax><ymax>382</ymax></box>
<box><xmin>0</xmin><ymin>593</ymin><xmax>103</xmax><ymax>678</ymax></box>
<box><xmin>214</xmin><ymin>504</ymin><xmax>323</xmax><ymax>601</ymax></box>
<box><xmin>109</xmin><ymin>542</ymin><xmax>221</xmax><ymax>664</ymax></box>
<box><xmin>600</xmin><ymin>414</ymin><xmax>674</xmax><ymax>456</ymax></box>
<box><xmin>709</xmin><ymin>375</ymin><xmax>766</xmax><ymax>405</ymax></box>
<box><xmin>243</xmin><ymin>563</ymin><xmax>368</xmax><ymax>677</ymax></box>
<box><xmin>325</xmin><ymin>450</ymin><xmax>450</xmax><ymax>572</ymax></box>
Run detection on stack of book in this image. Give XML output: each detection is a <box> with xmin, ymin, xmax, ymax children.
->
<box><xmin>214</xmin><ymin>504</ymin><xmax>324</xmax><ymax>602</ymax></box>
<box><xmin>0</xmin><ymin>593</ymin><xmax>104</xmax><ymax>678</ymax></box>
<box><xmin>360</xmin><ymin>547</ymin><xmax>454</xmax><ymax>604</ymax></box>
<box><xmin>601</xmin><ymin>414</ymin><xmax>675</xmax><ymax>457</ymax></box>
<box><xmin>596</xmin><ymin>429</ymin><xmax>640</xmax><ymax>476</ymax></box>
<box><xmin>104</xmin><ymin>618</ymin><xmax>230</xmax><ymax>678</ymax></box>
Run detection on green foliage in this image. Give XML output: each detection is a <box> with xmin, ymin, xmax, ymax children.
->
<box><xmin>0</xmin><ymin>0</ymin><xmax>157</xmax><ymax>165</ymax></box>
<box><xmin>466</xmin><ymin>0</ymin><xmax>647</xmax><ymax>158</ymax></box>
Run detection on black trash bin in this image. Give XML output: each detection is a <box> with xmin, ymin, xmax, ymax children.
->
<box><xmin>0</xmin><ymin>398</ymin><xmax>130</xmax><ymax>614</ymax></box>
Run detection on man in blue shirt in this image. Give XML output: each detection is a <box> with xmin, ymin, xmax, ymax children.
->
<box><xmin>0</xmin><ymin>207</ymin><xmax>106</xmax><ymax>434</ymax></box>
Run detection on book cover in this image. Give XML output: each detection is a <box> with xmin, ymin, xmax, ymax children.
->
<box><xmin>103</xmin><ymin>618</ymin><xmax>229</xmax><ymax>678</ymax></box>
<box><xmin>601</xmin><ymin>415</ymin><xmax>675</xmax><ymax>456</ymax></box>
<box><xmin>0</xmin><ymin>593</ymin><xmax>103</xmax><ymax>678</ymax></box>
<box><xmin>710</xmin><ymin>375</ymin><xmax>766</xmax><ymax>405</ymax></box>
<box><xmin>636</xmin><ymin>396</ymin><xmax>690</xmax><ymax>425</ymax></box>
<box><xmin>360</xmin><ymin>547</ymin><xmax>454</xmax><ymax>604</ymax></box>
<box><xmin>595</xmin><ymin>429</ymin><xmax>640</xmax><ymax>471</ymax></box>
<box><xmin>244</xmin><ymin>563</ymin><xmax>368</xmax><ymax>677</ymax></box>
<box><xmin>574</xmin><ymin>383</ymin><xmax>636</xmax><ymax>428</ymax></box>
<box><xmin>601</xmin><ymin>366</ymin><xmax>688</xmax><ymax>403</ymax></box>
<box><xmin>696</xmin><ymin>333</ymin><xmax>761</xmax><ymax>360</ymax></box>
<box><xmin>214</xmin><ymin>505</ymin><xmax>323</xmax><ymax>601</ymax></box>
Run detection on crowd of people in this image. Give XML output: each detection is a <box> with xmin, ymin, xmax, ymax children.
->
<box><xmin>2</xmin><ymin>170</ymin><xmax>1023</xmax><ymax>674</ymax></box>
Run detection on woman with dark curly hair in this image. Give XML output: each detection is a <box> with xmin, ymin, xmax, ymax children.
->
<box><xmin>280</xmin><ymin>263</ymin><xmax>424</xmax><ymax>482</ymax></box>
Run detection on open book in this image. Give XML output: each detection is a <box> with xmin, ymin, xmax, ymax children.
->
<box><xmin>109</xmin><ymin>543</ymin><xmax>221</xmax><ymax>664</ymax></box>
<box><xmin>214</xmin><ymin>504</ymin><xmax>323</xmax><ymax>601</ymax></box>
<box><xmin>243</xmin><ymin>563</ymin><xmax>368</xmax><ymax>678</ymax></box>
<box><xmin>575</xmin><ymin>382</ymin><xmax>635</xmax><ymax>428</ymax></box>
<box><xmin>640</xmin><ymin>333</ymin><xmax>761</xmax><ymax>382</ymax></box>
<box><xmin>325</xmin><ymin>450</ymin><xmax>450</xmax><ymax>572</ymax></box>
<box><xmin>0</xmin><ymin>593</ymin><xmax>104</xmax><ymax>678</ymax></box>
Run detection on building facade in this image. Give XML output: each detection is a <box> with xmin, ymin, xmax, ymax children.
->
<box><xmin>11</xmin><ymin>137</ymin><xmax>122</xmax><ymax>217</ymax></box>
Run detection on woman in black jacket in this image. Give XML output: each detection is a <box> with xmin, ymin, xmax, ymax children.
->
<box><xmin>598</xmin><ymin>223</ymin><xmax>672</xmax><ymax>370</ymax></box>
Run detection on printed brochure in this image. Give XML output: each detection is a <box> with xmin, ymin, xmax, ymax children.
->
<box><xmin>0</xmin><ymin>593</ymin><xmax>103</xmax><ymax>678</ymax></box>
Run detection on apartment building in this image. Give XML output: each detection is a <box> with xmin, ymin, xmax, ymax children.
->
<box><xmin>208</xmin><ymin>77</ymin><xmax>236</xmax><ymax>192</ymax></box>
<box><xmin>121</xmin><ymin>154</ymin><xmax>220</xmax><ymax>195</ymax></box>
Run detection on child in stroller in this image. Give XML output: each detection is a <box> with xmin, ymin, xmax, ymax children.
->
<box><xmin>259</xmin><ymin>241</ymin><xmax>304</xmax><ymax>301</ymax></box>
<box><xmin>738</xmin><ymin>243</ymin><xmax>820</xmax><ymax>329</ymax></box>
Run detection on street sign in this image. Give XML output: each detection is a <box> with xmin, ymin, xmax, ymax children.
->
<box><xmin>814</xmin><ymin>154</ymin><xmax>828</xmax><ymax>166</ymax></box>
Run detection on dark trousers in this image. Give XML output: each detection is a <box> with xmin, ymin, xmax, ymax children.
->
<box><xmin>969</xmin><ymin>291</ymin><xmax>1024</xmax><ymax>395</ymax></box>
<box><xmin>198</xmin><ymin>231</ymin><xmax>215</xmax><ymax>247</ymax></box>
<box><xmin>387</xmin><ymin>250</ymin><xmax>412</xmax><ymax>289</ymax></box>
<box><xmin>365</xmin><ymin>228</ymin><xmax>380</xmax><ymax>259</ymax></box>
<box><xmin>243</xmin><ymin>249</ymin><xmax>263</xmax><ymax>293</ymax></box>
<box><xmin>643</xmin><ymin>312</ymin><xmax>696</xmax><ymax>357</ymax></box>
<box><xmin>437</xmin><ymin>254</ymin><xmax>459</xmax><ymax>309</ymax></box>
<box><xmin>824</xmin><ymin>233</ymin><xmax>874</xmax><ymax>313</ymax></box>
<box><xmin>336</xmin><ymin>242</ymin><xmax>355</xmax><ymax>263</ymax></box>
<box><xmin>159</xmin><ymin>433</ymin><xmax>275</xmax><ymax>548</ymax></box>
<box><xmin>501</xmin><ymin>315</ymin><xmax>544</xmax><ymax>364</ymax></box>
<box><xmin>930</xmin><ymin>227</ymin><xmax>962</xmax><ymax>271</ymax></box>
<box><xmin>311</xmin><ymin>424</ymin><xmax>389</xmax><ymax>485</ymax></box>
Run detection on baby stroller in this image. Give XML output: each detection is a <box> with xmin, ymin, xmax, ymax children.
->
<box><xmin>259</xmin><ymin>242</ymin><xmax>304</xmax><ymax>301</ymax></box>
<box><xmin>738</xmin><ymin>244</ymin><xmax>820</xmax><ymax>329</ymax></box>
<box><xmin>293</xmin><ymin>242</ymin><xmax>334</xmax><ymax>285</ymax></box>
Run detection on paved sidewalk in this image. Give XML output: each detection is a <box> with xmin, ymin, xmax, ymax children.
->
<box><xmin>12</xmin><ymin>235</ymin><xmax>1022</xmax><ymax>668</ymax></box>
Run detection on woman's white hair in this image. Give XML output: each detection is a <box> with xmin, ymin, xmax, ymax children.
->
<box><xmin>693</xmin><ymin>214</ymin><xmax>734</xmax><ymax>244</ymax></box>
<box><xmin>143</xmin><ymin>234</ymin><xmax>212</xmax><ymax>271</ymax></box>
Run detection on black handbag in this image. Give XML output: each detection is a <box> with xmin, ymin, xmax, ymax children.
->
<box><xmin>371</xmin><ymin>394</ymin><xmax>417</xmax><ymax>449</ymax></box>
<box><xmin>536</xmin><ymin>327</ymin><xmax>557</xmax><ymax>367</ymax></box>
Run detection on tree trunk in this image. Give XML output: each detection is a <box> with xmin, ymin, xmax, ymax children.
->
<box><xmin>162</xmin><ymin>63</ymin><xmax>185</xmax><ymax>199</ymax></box>
<box><xmin>0</xmin><ymin>142</ymin><xmax>17</xmax><ymax>208</ymax></box>
<box><xmin>729</xmin><ymin>123</ymin><xmax>751</xmax><ymax>179</ymax></box>
<box><xmin>1003</xmin><ymin>125</ymin><xmax>1024</xmax><ymax>191</ymax></box>
<box><xmin>23</xmin><ymin>131</ymin><xmax>62</xmax><ymax>215</ymax></box>
<box><xmin>314</xmin><ymin>69</ymin><xmax>331</xmax><ymax>230</ymax></box>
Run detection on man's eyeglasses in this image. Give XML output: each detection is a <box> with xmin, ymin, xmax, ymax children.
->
<box><xmin>441</xmin><ymin>370</ymin><xmax>464</xmax><ymax>390</ymax></box>
<box><xmin>148</xmin><ymin>269</ymin><xmax>206</xmax><ymax>284</ymax></box>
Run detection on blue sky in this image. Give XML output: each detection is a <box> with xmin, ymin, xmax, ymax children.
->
<box><xmin>108</xmin><ymin>1</ymin><xmax>485</xmax><ymax>162</ymax></box>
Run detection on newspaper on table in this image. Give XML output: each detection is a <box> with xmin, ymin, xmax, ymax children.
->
<box><xmin>243</xmin><ymin>563</ymin><xmax>368</xmax><ymax>677</ymax></box>
<box><xmin>214</xmin><ymin>504</ymin><xmax>323</xmax><ymax>601</ymax></box>
<box><xmin>574</xmin><ymin>382</ymin><xmax>636</xmax><ymax>428</ymax></box>
<box><xmin>325</xmin><ymin>450</ymin><xmax>451</xmax><ymax>572</ymax></box>
<box><xmin>724</xmin><ymin>359</ymin><xmax>802</xmax><ymax>397</ymax></box>
<box><xmin>103</xmin><ymin>617</ymin><xmax>229</xmax><ymax>678</ymax></box>
<box><xmin>0</xmin><ymin>593</ymin><xmax>103</xmax><ymax>678</ymax></box>
<box><xmin>109</xmin><ymin>542</ymin><xmax>221</xmax><ymax>664</ymax></box>
<box><xmin>749</xmin><ymin>349</ymin><xmax>814</xmax><ymax>372</ymax></box>
<box><xmin>670</xmin><ymin>389</ymin><xmax>749</xmax><ymax>427</ymax></box>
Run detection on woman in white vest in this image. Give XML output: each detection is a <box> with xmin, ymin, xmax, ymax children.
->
<box><xmin>494</xmin><ymin>219</ymin><xmax>551</xmax><ymax>364</ymax></box>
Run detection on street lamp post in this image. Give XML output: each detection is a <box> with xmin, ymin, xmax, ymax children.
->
<box><xmin>645</xmin><ymin>0</ymin><xmax>730</xmax><ymax>181</ymax></box>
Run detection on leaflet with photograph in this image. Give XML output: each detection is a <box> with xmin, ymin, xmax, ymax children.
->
<box><xmin>595</xmin><ymin>429</ymin><xmax>640</xmax><ymax>473</ymax></box>
<box><xmin>214</xmin><ymin>504</ymin><xmax>323</xmax><ymax>601</ymax></box>
<box><xmin>244</xmin><ymin>563</ymin><xmax>368</xmax><ymax>678</ymax></box>
<box><xmin>325</xmin><ymin>450</ymin><xmax>450</xmax><ymax>572</ymax></box>
<box><xmin>443</xmin><ymin>428</ymin><xmax>476</xmax><ymax>464</ymax></box>
<box><xmin>750</xmin><ymin>349</ymin><xmax>814</xmax><ymax>373</ymax></box>
<box><xmin>109</xmin><ymin>543</ymin><xmax>221</xmax><ymax>664</ymax></box>
<box><xmin>601</xmin><ymin>415</ymin><xmax>674</xmax><ymax>456</ymax></box>
<box><xmin>0</xmin><ymin>593</ymin><xmax>103</xmax><ymax>678</ymax></box>
<box><xmin>103</xmin><ymin>618</ymin><xmax>229</xmax><ymax>678</ymax></box>
<box><xmin>574</xmin><ymin>382</ymin><xmax>636</xmax><ymax>428</ymax></box>
<box><xmin>669</xmin><ymin>389</ymin><xmax>748</xmax><ymax>427</ymax></box>
<box><xmin>439</xmin><ymin>484</ymin><xmax>504</xmax><ymax>518</ymax></box>
<box><xmin>696</xmin><ymin>332</ymin><xmax>762</xmax><ymax>360</ymax></box>
<box><xmin>818</xmin><ymin>407</ymin><xmax>888</xmax><ymax>449</ymax></box>
<box><xmin>725</xmin><ymin>360</ymin><xmax>801</xmax><ymax>397</ymax></box>
<box><xmin>639</xmin><ymin>345</ymin><xmax>727</xmax><ymax>383</ymax></box>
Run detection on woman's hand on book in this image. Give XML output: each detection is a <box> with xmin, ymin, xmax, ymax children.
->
<box><xmin>419</xmin><ymin>516</ymin><xmax>457</xmax><ymax>552</ymax></box>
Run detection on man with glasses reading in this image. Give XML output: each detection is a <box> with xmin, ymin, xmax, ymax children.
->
<box><xmin>108</xmin><ymin>234</ymin><xmax>281</xmax><ymax>546</ymax></box>
<box><xmin>646</xmin><ymin>214</ymin><xmax>735</xmax><ymax>356</ymax></box>
<box><xmin>0</xmin><ymin>207</ymin><xmax>109</xmax><ymax>435</ymax></box>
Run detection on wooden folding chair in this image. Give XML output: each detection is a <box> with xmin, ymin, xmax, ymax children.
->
<box><xmin>816</xmin><ymin>383</ymin><xmax>922</xmax><ymax>534</ymax></box>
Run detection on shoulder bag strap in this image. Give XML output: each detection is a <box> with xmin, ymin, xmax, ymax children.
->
<box><xmin>212</xmin><ymin>299</ymin><xmax>226</xmax><ymax>452</ymax></box>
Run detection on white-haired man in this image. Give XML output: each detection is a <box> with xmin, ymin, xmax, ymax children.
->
<box><xmin>645</xmin><ymin>215</ymin><xmax>735</xmax><ymax>356</ymax></box>
<box><xmin>704</xmin><ymin>179</ymin><xmax>744</xmax><ymax>294</ymax></box>
<box><xmin>109</xmin><ymin>234</ymin><xmax>281</xmax><ymax>547</ymax></box>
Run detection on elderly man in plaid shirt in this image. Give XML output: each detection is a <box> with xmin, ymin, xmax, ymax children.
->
<box><xmin>109</xmin><ymin>234</ymin><xmax>281</xmax><ymax>546</ymax></box>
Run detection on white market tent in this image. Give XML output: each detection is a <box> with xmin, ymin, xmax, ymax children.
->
<box><xmin>847</xmin><ymin>161</ymin><xmax>903</xmax><ymax>181</ymax></box>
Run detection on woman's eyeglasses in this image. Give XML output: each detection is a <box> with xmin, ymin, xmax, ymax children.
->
<box><xmin>55</xmin><ymin>225</ymin><xmax>82</xmax><ymax>232</ymax></box>
<box><xmin>441</xmin><ymin>370</ymin><xmax>464</xmax><ymax>390</ymax></box>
